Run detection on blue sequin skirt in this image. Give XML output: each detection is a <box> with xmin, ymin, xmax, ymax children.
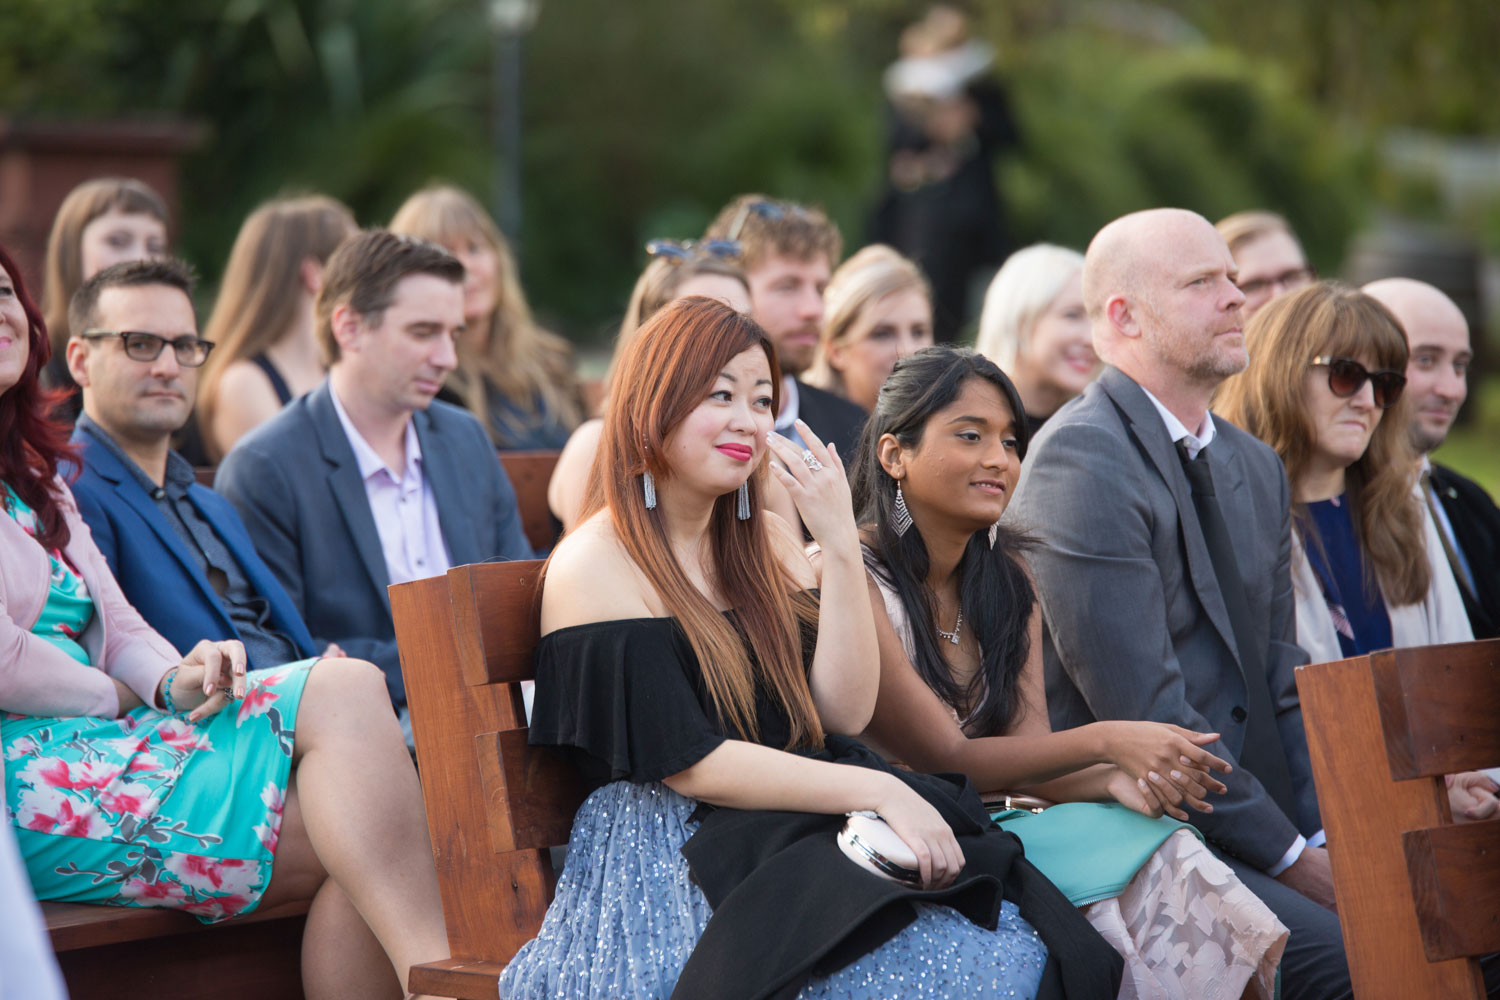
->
<box><xmin>497</xmin><ymin>780</ymin><xmax>1049</xmax><ymax>999</ymax></box>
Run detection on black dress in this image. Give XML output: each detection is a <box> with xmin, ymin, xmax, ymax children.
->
<box><xmin>501</xmin><ymin>607</ymin><xmax>1122</xmax><ymax>1000</ymax></box>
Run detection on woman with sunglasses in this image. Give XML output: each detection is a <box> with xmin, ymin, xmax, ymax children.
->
<box><xmin>1215</xmin><ymin>282</ymin><xmax>1472</xmax><ymax>663</ymax></box>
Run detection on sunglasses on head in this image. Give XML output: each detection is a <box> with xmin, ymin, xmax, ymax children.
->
<box><xmin>644</xmin><ymin>238</ymin><xmax>742</xmax><ymax>263</ymax></box>
<box><xmin>725</xmin><ymin>199</ymin><xmax>811</xmax><ymax>242</ymax></box>
<box><xmin>1310</xmin><ymin>355</ymin><xmax>1406</xmax><ymax>409</ymax></box>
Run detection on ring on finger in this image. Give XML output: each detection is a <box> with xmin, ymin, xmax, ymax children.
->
<box><xmin>800</xmin><ymin>449</ymin><xmax>824</xmax><ymax>472</ymax></box>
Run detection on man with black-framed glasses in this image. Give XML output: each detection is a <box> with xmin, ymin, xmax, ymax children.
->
<box><xmin>64</xmin><ymin>257</ymin><xmax>324</xmax><ymax>672</ymax></box>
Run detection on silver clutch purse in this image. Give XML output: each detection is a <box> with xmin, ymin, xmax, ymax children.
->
<box><xmin>836</xmin><ymin>811</ymin><xmax>922</xmax><ymax>886</ymax></box>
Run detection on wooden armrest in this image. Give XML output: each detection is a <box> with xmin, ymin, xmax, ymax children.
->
<box><xmin>1403</xmin><ymin>818</ymin><xmax>1500</xmax><ymax>961</ymax></box>
<box><xmin>409</xmin><ymin>958</ymin><xmax>509</xmax><ymax>999</ymax></box>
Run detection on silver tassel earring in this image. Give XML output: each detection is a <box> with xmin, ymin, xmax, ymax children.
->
<box><xmin>892</xmin><ymin>483</ymin><xmax>912</xmax><ymax>537</ymax></box>
<box><xmin>736</xmin><ymin>481</ymin><xmax>751</xmax><ymax>520</ymax></box>
<box><xmin>643</xmin><ymin>470</ymin><xmax>657</xmax><ymax>510</ymax></box>
<box><xmin>989</xmin><ymin>520</ymin><xmax>1001</xmax><ymax>549</ymax></box>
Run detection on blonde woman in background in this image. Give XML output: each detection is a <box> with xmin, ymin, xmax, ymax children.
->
<box><xmin>548</xmin><ymin>244</ymin><xmax>753</xmax><ymax>532</ymax></box>
<box><xmin>390</xmin><ymin>185</ymin><xmax>582</xmax><ymax>450</ymax></box>
<box><xmin>804</xmin><ymin>245</ymin><xmax>933</xmax><ymax>413</ymax></box>
<box><xmin>975</xmin><ymin>243</ymin><xmax>1094</xmax><ymax>434</ymax></box>
<box><xmin>196</xmin><ymin>195</ymin><xmax>357</xmax><ymax>459</ymax></box>
<box><xmin>41</xmin><ymin>178</ymin><xmax>170</xmax><ymax>407</ymax></box>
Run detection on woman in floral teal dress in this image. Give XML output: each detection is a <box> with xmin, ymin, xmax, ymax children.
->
<box><xmin>0</xmin><ymin>246</ymin><xmax>450</xmax><ymax>999</ymax></box>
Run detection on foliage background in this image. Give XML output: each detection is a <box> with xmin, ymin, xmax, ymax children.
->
<box><xmin>8</xmin><ymin>0</ymin><xmax>1498</xmax><ymax>337</ymax></box>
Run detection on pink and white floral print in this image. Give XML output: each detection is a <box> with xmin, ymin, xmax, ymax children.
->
<box><xmin>5</xmin><ymin>659</ymin><xmax>316</xmax><ymax>924</ymax></box>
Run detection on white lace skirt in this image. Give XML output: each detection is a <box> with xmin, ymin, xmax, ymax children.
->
<box><xmin>1081</xmin><ymin>829</ymin><xmax>1287</xmax><ymax>1000</ymax></box>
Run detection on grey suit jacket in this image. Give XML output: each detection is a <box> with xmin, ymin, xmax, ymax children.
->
<box><xmin>214</xmin><ymin>382</ymin><xmax>533</xmax><ymax>706</ymax></box>
<box><xmin>1006</xmin><ymin>366</ymin><xmax>1316</xmax><ymax>871</ymax></box>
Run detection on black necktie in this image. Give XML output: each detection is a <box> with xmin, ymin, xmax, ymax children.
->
<box><xmin>1176</xmin><ymin>439</ymin><xmax>1299</xmax><ymax>820</ymax></box>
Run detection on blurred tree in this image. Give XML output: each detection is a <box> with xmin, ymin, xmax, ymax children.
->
<box><xmin>2</xmin><ymin>0</ymin><xmax>1458</xmax><ymax>340</ymax></box>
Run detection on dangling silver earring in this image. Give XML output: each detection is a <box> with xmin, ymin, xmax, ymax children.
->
<box><xmin>643</xmin><ymin>470</ymin><xmax>657</xmax><ymax>510</ymax></box>
<box><xmin>893</xmin><ymin>483</ymin><xmax>912</xmax><ymax>537</ymax></box>
<box><xmin>989</xmin><ymin>519</ymin><xmax>1001</xmax><ymax>549</ymax></box>
<box><xmin>736</xmin><ymin>481</ymin><xmax>751</xmax><ymax>520</ymax></box>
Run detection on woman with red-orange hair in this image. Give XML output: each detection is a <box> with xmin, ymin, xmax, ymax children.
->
<box><xmin>500</xmin><ymin>296</ymin><xmax>1122</xmax><ymax>999</ymax></box>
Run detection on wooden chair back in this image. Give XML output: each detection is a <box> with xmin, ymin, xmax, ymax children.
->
<box><xmin>392</xmin><ymin>560</ymin><xmax>589</xmax><ymax>999</ymax></box>
<box><xmin>1296</xmin><ymin>638</ymin><xmax>1500</xmax><ymax>999</ymax></box>
<box><xmin>497</xmin><ymin>450</ymin><xmax>561</xmax><ymax>553</ymax></box>
<box><xmin>194</xmin><ymin>466</ymin><xmax>217</xmax><ymax>489</ymax></box>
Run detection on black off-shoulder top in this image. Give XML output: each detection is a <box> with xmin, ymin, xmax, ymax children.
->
<box><xmin>525</xmin><ymin>600</ymin><xmax>1123</xmax><ymax>1000</ymax></box>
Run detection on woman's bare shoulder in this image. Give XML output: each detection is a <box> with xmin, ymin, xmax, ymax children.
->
<box><xmin>541</xmin><ymin>512</ymin><xmax>658</xmax><ymax>632</ymax></box>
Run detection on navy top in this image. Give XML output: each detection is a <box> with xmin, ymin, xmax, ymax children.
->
<box><xmin>250</xmin><ymin>354</ymin><xmax>294</xmax><ymax>406</ymax></box>
<box><xmin>1303</xmin><ymin>495</ymin><xmax>1393</xmax><ymax>657</ymax></box>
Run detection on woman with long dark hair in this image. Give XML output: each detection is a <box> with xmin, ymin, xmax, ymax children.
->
<box><xmin>852</xmin><ymin>346</ymin><xmax>1287</xmax><ymax>999</ymax></box>
<box><xmin>500</xmin><ymin>298</ymin><xmax>1123</xmax><ymax>999</ymax></box>
<box><xmin>0</xmin><ymin>244</ymin><xmax>449</xmax><ymax>998</ymax></box>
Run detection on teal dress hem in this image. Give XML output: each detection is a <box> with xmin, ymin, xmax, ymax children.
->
<box><xmin>991</xmin><ymin>802</ymin><xmax>1200</xmax><ymax>906</ymax></box>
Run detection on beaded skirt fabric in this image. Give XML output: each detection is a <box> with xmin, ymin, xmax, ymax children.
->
<box><xmin>496</xmin><ymin>780</ymin><xmax>1051</xmax><ymax>1000</ymax></box>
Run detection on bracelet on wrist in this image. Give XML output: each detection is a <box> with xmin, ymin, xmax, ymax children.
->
<box><xmin>159</xmin><ymin>666</ymin><xmax>183</xmax><ymax>715</ymax></box>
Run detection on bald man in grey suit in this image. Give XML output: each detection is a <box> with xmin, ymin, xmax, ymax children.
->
<box><xmin>1007</xmin><ymin>209</ymin><xmax>1351</xmax><ymax>999</ymax></box>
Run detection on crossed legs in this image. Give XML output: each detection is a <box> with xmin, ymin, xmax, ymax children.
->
<box><xmin>257</xmin><ymin>657</ymin><xmax>449</xmax><ymax>999</ymax></box>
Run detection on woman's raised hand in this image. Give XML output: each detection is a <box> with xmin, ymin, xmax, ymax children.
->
<box><xmin>765</xmin><ymin>420</ymin><xmax>857</xmax><ymax>555</ymax></box>
<box><xmin>164</xmin><ymin>639</ymin><xmax>249</xmax><ymax>722</ymax></box>
<box><xmin>873</xmin><ymin>774</ymin><xmax>965</xmax><ymax>890</ymax></box>
<box><xmin>1096</xmin><ymin>720</ymin><xmax>1231</xmax><ymax>822</ymax></box>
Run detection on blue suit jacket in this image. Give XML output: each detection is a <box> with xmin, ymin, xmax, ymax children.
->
<box><xmin>214</xmin><ymin>382</ymin><xmax>533</xmax><ymax>705</ymax></box>
<box><xmin>68</xmin><ymin>428</ymin><xmax>319</xmax><ymax>669</ymax></box>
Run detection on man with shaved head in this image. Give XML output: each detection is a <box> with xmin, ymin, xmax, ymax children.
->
<box><xmin>1365</xmin><ymin>278</ymin><xmax>1498</xmax><ymax>639</ymax></box>
<box><xmin>1009</xmin><ymin>208</ymin><xmax>1351</xmax><ymax>998</ymax></box>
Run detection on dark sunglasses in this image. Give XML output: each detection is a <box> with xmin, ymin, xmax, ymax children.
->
<box><xmin>725</xmin><ymin>199</ymin><xmax>810</xmax><ymax>242</ymax></box>
<box><xmin>644</xmin><ymin>238</ymin><xmax>742</xmax><ymax>263</ymax></box>
<box><xmin>1310</xmin><ymin>355</ymin><xmax>1406</xmax><ymax>409</ymax></box>
<box><xmin>81</xmin><ymin>330</ymin><xmax>215</xmax><ymax>368</ymax></box>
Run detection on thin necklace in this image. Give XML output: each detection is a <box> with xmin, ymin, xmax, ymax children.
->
<box><xmin>936</xmin><ymin>606</ymin><xmax>964</xmax><ymax>645</ymax></box>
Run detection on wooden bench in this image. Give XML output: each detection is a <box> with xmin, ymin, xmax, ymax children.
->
<box><xmin>46</xmin><ymin>898</ymin><xmax>308</xmax><ymax>999</ymax></box>
<box><xmin>1297</xmin><ymin>638</ymin><xmax>1500</xmax><ymax>998</ymax></box>
<box><xmin>496</xmin><ymin>450</ymin><xmax>561</xmax><ymax>554</ymax></box>
<box><xmin>391</xmin><ymin>560</ymin><xmax>589</xmax><ymax>999</ymax></box>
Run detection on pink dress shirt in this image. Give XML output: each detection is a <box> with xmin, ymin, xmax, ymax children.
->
<box><xmin>330</xmin><ymin>388</ymin><xmax>452</xmax><ymax>586</ymax></box>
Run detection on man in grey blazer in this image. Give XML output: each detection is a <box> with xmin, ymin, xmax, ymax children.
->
<box><xmin>1008</xmin><ymin>209</ymin><xmax>1350</xmax><ymax>998</ymax></box>
<box><xmin>217</xmin><ymin>230</ymin><xmax>532</xmax><ymax>717</ymax></box>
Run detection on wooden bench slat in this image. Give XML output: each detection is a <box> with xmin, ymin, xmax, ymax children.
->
<box><xmin>44</xmin><ymin>898</ymin><xmax>310</xmax><ymax>952</ymax></box>
<box><xmin>1403</xmin><ymin>819</ymin><xmax>1500</xmax><ymax>962</ymax></box>
<box><xmin>1297</xmin><ymin>655</ymin><xmax>1486</xmax><ymax>998</ymax></box>
<box><xmin>45</xmin><ymin>900</ymin><xmax>309</xmax><ymax>1000</ymax></box>
<box><xmin>449</xmin><ymin>560</ymin><xmax>543</xmax><ymax>687</ymax></box>
<box><xmin>394</xmin><ymin>565</ymin><xmax>561</xmax><ymax>973</ymax></box>
<box><xmin>475</xmin><ymin>728</ymin><xmax>589</xmax><ymax>854</ymax></box>
<box><xmin>409</xmin><ymin>958</ymin><xmax>508</xmax><ymax>999</ymax></box>
<box><xmin>1372</xmin><ymin>640</ymin><xmax>1500</xmax><ymax>781</ymax></box>
<box><xmin>498</xmin><ymin>451</ymin><xmax>561</xmax><ymax>554</ymax></box>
